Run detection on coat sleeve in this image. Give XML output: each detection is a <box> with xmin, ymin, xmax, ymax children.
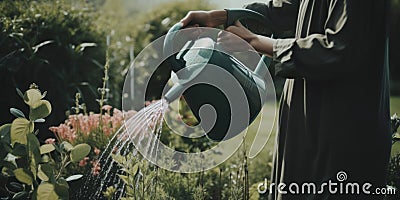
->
<box><xmin>242</xmin><ymin>0</ymin><xmax>300</xmax><ymax>38</ymax></box>
<box><xmin>273</xmin><ymin>0</ymin><xmax>374</xmax><ymax>80</ymax></box>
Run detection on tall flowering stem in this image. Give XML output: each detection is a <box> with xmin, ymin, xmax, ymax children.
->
<box><xmin>98</xmin><ymin>35</ymin><xmax>111</xmax><ymax>127</ymax></box>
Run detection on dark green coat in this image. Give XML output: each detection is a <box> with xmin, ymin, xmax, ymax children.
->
<box><xmin>246</xmin><ymin>0</ymin><xmax>392</xmax><ymax>199</ymax></box>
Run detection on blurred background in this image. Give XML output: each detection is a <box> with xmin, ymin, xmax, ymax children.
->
<box><xmin>0</xmin><ymin>1</ymin><xmax>399</xmax><ymax>199</ymax></box>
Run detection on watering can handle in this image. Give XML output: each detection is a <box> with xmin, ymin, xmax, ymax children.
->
<box><xmin>163</xmin><ymin>9</ymin><xmax>272</xmax><ymax>103</ymax></box>
<box><xmin>224</xmin><ymin>9</ymin><xmax>269</xmax><ymax>27</ymax></box>
<box><xmin>163</xmin><ymin>9</ymin><xmax>268</xmax><ymax>59</ymax></box>
<box><xmin>163</xmin><ymin>22</ymin><xmax>184</xmax><ymax>65</ymax></box>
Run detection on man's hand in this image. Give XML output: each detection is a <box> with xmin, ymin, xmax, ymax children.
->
<box><xmin>222</xmin><ymin>21</ymin><xmax>275</xmax><ymax>56</ymax></box>
<box><xmin>221</xmin><ymin>21</ymin><xmax>257</xmax><ymax>44</ymax></box>
<box><xmin>216</xmin><ymin>21</ymin><xmax>256</xmax><ymax>53</ymax></box>
<box><xmin>180</xmin><ymin>10</ymin><xmax>227</xmax><ymax>28</ymax></box>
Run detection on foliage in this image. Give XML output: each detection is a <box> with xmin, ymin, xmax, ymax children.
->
<box><xmin>102</xmin><ymin>109</ymin><xmax>399</xmax><ymax>200</ymax></box>
<box><xmin>106</xmin><ymin>152</ymin><xmax>212</xmax><ymax>200</ymax></box>
<box><xmin>387</xmin><ymin>153</ymin><xmax>400</xmax><ymax>200</ymax></box>
<box><xmin>124</xmin><ymin>0</ymin><xmax>214</xmax><ymax>104</ymax></box>
<box><xmin>48</xmin><ymin>103</ymin><xmax>136</xmax><ymax>177</ymax></box>
<box><xmin>46</xmin><ymin>46</ymin><xmax>137</xmax><ymax>181</ymax></box>
<box><xmin>103</xmin><ymin>136</ymin><xmax>265</xmax><ymax>200</ymax></box>
<box><xmin>0</xmin><ymin>0</ymin><xmax>215</xmax><ymax>125</ymax></box>
<box><xmin>130</xmin><ymin>0</ymin><xmax>213</xmax><ymax>53</ymax></box>
<box><xmin>388</xmin><ymin>114</ymin><xmax>400</xmax><ymax>199</ymax></box>
<box><xmin>40</xmin><ymin>39</ymin><xmax>139</xmax><ymax>197</ymax></box>
<box><xmin>0</xmin><ymin>84</ymin><xmax>91</xmax><ymax>199</ymax></box>
<box><xmin>159</xmin><ymin>98</ymin><xmax>217</xmax><ymax>153</ymax></box>
<box><xmin>0</xmin><ymin>0</ymin><xmax>110</xmax><ymax>127</ymax></box>
<box><xmin>392</xmin><ymin>114</ymin><xmax>400</xmax><ymax>144</ymax></box>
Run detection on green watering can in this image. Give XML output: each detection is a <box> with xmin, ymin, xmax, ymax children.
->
<box><xmin>163</xmin><ymin>9</ymin><xmax>272</xmax><ymax>141</ymax></box>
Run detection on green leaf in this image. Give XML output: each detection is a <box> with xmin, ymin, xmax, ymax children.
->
<box><xmin>10</xmin><ymin>108</ymin><xmax>26</xmax><ymax>118</ymax></box>
<box><xmin>13</xmin><ymin>168</ymin><xmax>33</xmax><ymax>185</ymax></box>
<box><xmin>117</xmin><ymin>174</ymin><xmax>129</xmax><ymax>184</ymax></box>
<box><xmin>15</xmin><ymin>157</ymin><xmax>28</xmax><ymax>169</ymax></box>
<box><xmin>0</xmin><ymin>142</ymin><xmax>10</xmax><ymax>159</ymax></box>
<box><xmin>61</xmin><ymin>141</ymin><xmax>73</xmax><ymax>152</ymax></box>
<box><xmin>57</xmin><ymin>178</ymin><xmax>69</xmax><ymax>189</ymax></box>
<box><xmin>75</xmin><ymin>42</ymin><xmax>97</xmax><ymax>53</ymax></box>
<box><xmin>0</xmin><ymin>124</ymin><xmax>11</xmax><ymax>144</ymax></box>
<box><xmin>11</xmin><ymin>118</ymin><xmax>33</xmax><ymax>145</ymax></box>
<box><xmin>37</xmin><ymin>168</ymin><xmax>48</xmax><ymax>181</ymax></box>
<box><xmin>16</xmin><ymin>88</ymin><xmax>24</xmax><ymax>99</ymax></box>
<box><xmin>27</xmin><ymin>134</ymin><xmax>41</xmax><ymax>180</ymax></box>
<box><xmin>70</xmin><ymin>144</ymin><xmax>91</xmax><ymax>162</ymax></box>
<box><xmin>37</xmin><ymin>183</ymin><xmax>59</xmax><ymax>200</ymax></box>
<box><xmin>41</xmin><ymin>155</ymin><xmax>50</xmax><ymax>163</ymax></box>
<box><xmin>29</xmin><ymin>100</ymin><xmax>52</xmax><ymax>120</ymax></box>
<box><xmin>34</xmin><ymin>119</ymin><xmax>45</xmax><ymax>123</ymax></box>
<box><xmin>40</xmin><ymin>144</ymin><xmax>55</xmax><ymax>154</ymax></box>
<box><xmin>66</xmin><ymin>174</ymin><xmax>83</xmax><ymax>182</ymax></box>
<box><xmin>12</xmin><ymin>143</ymin><xmax>27</xmax><ymax>156</ymax></box>
<box><xmin>0</xmin><ymin>160</ymin><xmax>17</xmax><ymax>170</ymax></box>
<box><xmin>42</xmin><ymin>91</ymin><xmax>47</xmax><ymax>99</ymax></box>
<box><xmin>12</xmin><ymin>191</ymin><xmax>28</xmax><ymax>199</ymax></box>
<box><xmin>32</xmin><ymin>40</ymin><xmax>54</xmax><ymax>53</ymax></box>
<box><xmin>24</xmin><ymin>89</ymin><xmax>43</xmax><ymax>109</ymax></box>
<box><xmin>132</xmin><ymin>163</ymin><xmax>140</xmax><ymax>176</ymax></box>
<box><xmin>9</xmin><ymin>182</ymin><xmax>23</xmax><ymax>191</ymax></box>
<box><xmin>55</xmin><ymin>180</ymin><xmax>69</xmax><ymax>199</ymax></box>
<box><xmin>37</xmin><ymin>164</ymin><xmax>53</xmax><ymax>182</ymax></box>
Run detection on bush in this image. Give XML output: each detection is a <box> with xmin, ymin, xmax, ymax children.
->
<box><xmin>0</xmin><ymin>84</ymin><xmax>91</xmax><ymax>199</ymax></box>
<box><xmin>0</xmin><ymin>0</ymin><xmax>108</xmax><ymax>131</ymax></box>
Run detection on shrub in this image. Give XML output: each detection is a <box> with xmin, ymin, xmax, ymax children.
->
<box><xmin>0</xmin><ymin>0</ymin><xmax>108</xmax><ymax>129</ymax></box>
<box><xmin>0</xmin><ymin>84</ymin><xmax>91</xmax><ymax>199</ymax></box>
<box><xmin>388</xmin><ymin>113</ymin><xmax>400</xmax><ymax>200</ymax></box>
<box><xmin>48</xmin><ymin>100</ymin><xmax>137</xmax><ymax>172</ymax></box>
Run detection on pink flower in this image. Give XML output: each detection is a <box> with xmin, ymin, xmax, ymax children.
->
<box><xmin>50</xmin><ymin>105</ymin><xmax>138</xmax><ymax>146</ymax></box>
<box><xmin>91</xmin><ymin>160</ymin><xmax>101</xmax><ymax>175</ymax></box>
<box><xmin>102</xmin><ymin>105</ymin><xmax>113</xmax><ymax>112</ymax></box>
<box><xmin>45</xmin><ymin>138</ymin><xmax>56</xmax><ymax>144</ymax></box>
<box><xmin>94</xmin><ymin>147</ymin><xmax>101</xmax><ymax>156</ymax></box>
<box><xmin>79</xmin><ymin>157</ymin><xmax>89</xmax><ymax>167</ymax></box>
<box><xmin>112</xmin><ymin>147</ymin><xmax>118</xmax><ymax>154</ymax></box>
<box><xmin>49</xmin><ymin>126</ymin><xmax>58</xmax><ymax>133</ymax></box>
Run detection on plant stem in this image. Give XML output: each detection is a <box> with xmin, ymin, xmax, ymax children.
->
<box><xmin>98</xmin><ymin>45</ymin><xmax>110</xmax><ymax>132</ymax></box>
<box><xmin>56</xmin><ymin>153</ymin><xmax>69</xmax><ymax>180</ymax></box>
<box><xmin>154</xmin><ymin>166</ymin><xmax>158</xmax><ymax>198</ymax></box>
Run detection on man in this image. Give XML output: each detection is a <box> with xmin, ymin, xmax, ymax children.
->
<box><xmin>181</xmin><ymin>0</ymin><xmax>391</xmax><ymax>199</ymax></box>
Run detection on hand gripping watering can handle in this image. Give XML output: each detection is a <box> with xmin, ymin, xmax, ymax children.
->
<box><xmin>163</xmin><ymin>9</ymin><xmax>271</xmax><ymax>103</ymax></box>
<box><xmin>225</xmin><ymin>9</ymin><xmax>273</xmax><ymax>78</ymax></box>
<box><xmin>224</xmin><ymin>9</ymin><xmax>272</xmax><ymax>78</ymax></box>
<box><xmin>163</xmin><ymin>9</ymin><xmax>268</xmax><ymax>60</ymax></box>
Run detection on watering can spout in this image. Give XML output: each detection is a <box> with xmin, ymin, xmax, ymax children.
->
<box><xmin>164</xmin><ymin>83</ymin><xmax>184</xmax><ymax>103</ymax></box>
